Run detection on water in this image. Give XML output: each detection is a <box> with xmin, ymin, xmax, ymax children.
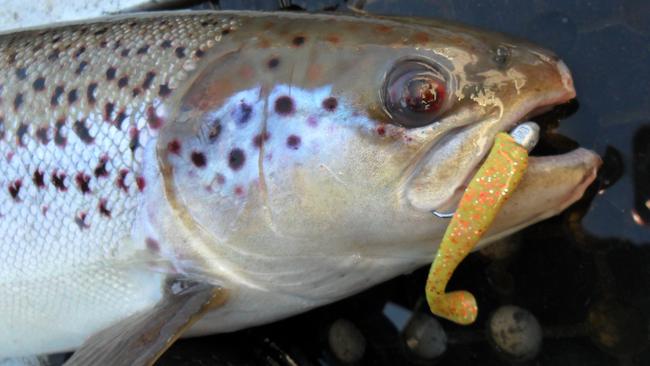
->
<box><xmin>34</xmin><ymin>0</ymin><xmax>650</xmax><ymax>364</ymax></box>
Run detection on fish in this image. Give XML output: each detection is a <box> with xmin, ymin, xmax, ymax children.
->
<box><xmin>0</xmin><ymin>10</ymin><xmax>600</xmax><ymax>363</ymax></box>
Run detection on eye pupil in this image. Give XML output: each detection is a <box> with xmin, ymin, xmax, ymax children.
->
<box><xmin>383</xmin><ymin>59</ymin><xmax>450</xmax><ymax>128</ymax></box>
<box><xmin>403</xmin><ymin>77</ymin><xmax>445</xmax><ymax>113</ymax></box>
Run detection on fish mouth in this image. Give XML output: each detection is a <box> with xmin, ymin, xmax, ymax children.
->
<box><xmin>407</xmin><ymin>61</ymin><xmax>601</xmax><ymax>227</ymax></box>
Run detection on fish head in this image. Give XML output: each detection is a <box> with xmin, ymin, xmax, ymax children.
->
<box><xmin>156</xmin><ymin>13</ymin><xmax>599</xmax><ymax>273</ymax></box>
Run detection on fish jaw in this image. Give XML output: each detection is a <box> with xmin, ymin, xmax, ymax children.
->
<box><xmin>403</xmin><ymin>48</ymin><xmax>599</xmax><ymax>236</ymax></box>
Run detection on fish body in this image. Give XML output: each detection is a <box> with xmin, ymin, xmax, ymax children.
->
<box><xmin>0</xmin><ymin>11</ymin><xmax>599</xmax><ymax>358</ymax></box>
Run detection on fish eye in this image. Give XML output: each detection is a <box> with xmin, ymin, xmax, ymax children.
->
<box><xmin>383</xmin><ymin>59</ymin><xmax>449</xmax><ymax>128</ymax></box>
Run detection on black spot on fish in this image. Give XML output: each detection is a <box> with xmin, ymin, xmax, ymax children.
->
<box><xmin>114</xmin><ymin>109</ymin><xmax>127</xmax><ymax>130</ymax></box>
<box><xmin>87</xmin><ymin>83</ymin><xmax>97</xmax><ymax>104</ymax></box>
<box><xmin>106</xmin><ymin>67</ymin><xmax>116</xmax><ymax>81</ymax></box>
<box><xmin>116</xmin><ymin>169</ymin><xmax>129</xmax><ymax>193</ymax></box>
<box><xmin>238</xmin><ymin>103</ymin><xmax>253</xmax><ymax>124</ymax></box>
<box><xmin>161</xmin><ymin>40</ymin><xmax>172</xmax><ymax>49</ymax></box>
<box><xmin>129</xmin><ymin>127</ymin><xmax>139</xmax><ymax>152</ymax></box>
<box><xmin>51</xmin><ymin>171</ymin><xmax>67</xmax><ymax>191</ymax></box>
<box><xmin>142</xmin><ymin>71</ymin><xmax>156</xmax><ymax>90</ymax></box>
<box><xmin>8</xmin><ymin>180</ymin><xmax>21</xmax><ymax>201</ymax></box>
<box><xmin>287</xmin><ymin>135</ymin><xmax>301</xmax><ymax>150</ymax></box>
<box><xmin>15</xmin><ymin>67</ymin><xmax>27</xmax><ymax>80</ymax></box>
<box><xmin>0</xmin><ymin>117</ymin><xmax>5</xmax><ymax>140</ymax></box>
<box><xmin>292</xmin><ymin>36</ymin><xmax>305</xmax><ymax>46</ymax></box>
<box><xmin>159</xmin><ymin>84</ymin><xmax>171</xmax><ymax>97</ymax></box>
<box><xmin>195</xmin><ymin>49</ymin><xmax>205</xmax><ymax>58</ymax></box>
<box><xmin>47</xmin><ymin>48</ymin><xmax>60</xmax><ymax>61</ymax></box>
<box><xmin>94</xmin><ymin>28</ymin><xmax>107</xmax><ymax>36</ymax></box>
<box><xmin>136</xmin><ymin>45</ymin><xmax>149</xmax><ymax>55</ymax></box>
<box><xmin>54</xmin><ymin>119</ymin><xmax>66</xmax><ymax>147</ymax></box>
<box><xmin>75</xmin><ymin>61</ymin><xmax>88</xmax><ymax>75</ymax></box>
<box><xmin>191</xmin><ymin>151</ymin><xmax>206</xmax><ymax>168</ymax></box>
<box><xmin>73</xmin><ymin>120</ymin><xmax>94</xmax><ymax>144</ymax></box>
<box><xmin>274</xmin><ymin>96</ymin><xmax>294</xmax><ymax>115</ymax></box>
<box><xmin>33</xmin><ymin>77</ymin><xmax>45</xmax><ymax>91</ymax></box>
<box><xmin>67</xmin><ymin>89</ymin><xmax>78</xmax><ymax>105</ymax></box>
<box><xmin>175</xmin><ymin>47</ymin><xmax>186</xmax><ymax>58</ymax></box>
<box><xmin>228</xmin><ymin>148</ymin><xmax>245</xmax><ymax>171</ymax></box>
<box><xmin>222</xmin><ymin>29</ymin><xmax>231</xmax><ymax>36</ymax></box>
<box><xmin>35</xmin><ymin>126</ymin><xmax>50</xmax><ymax>144</ymax></box>
<box><xmin>16</xmin><ymin>123</ymin><xmax>28</xmax><ymax>146</ymax></box>
<box><xmin>117</xmin><ymin>76</ymin><xmax>129</xmax><ymax>88</ymax></box>
<box><xmin>268</xmin><ymin>57</ymin><xmax>280</xmax><ymax>69</ymax></box>
<box><xmin>75</xmin><ymin>172</ymin><xmax>91</xmax><ymax>194</ymax></box>
<box><xmin>120</xmin><ymin>48</ymin><xmax>130</xmax><ymax>57</ymax></box>
<box><xmin>94</xmin><ymin>156</ymin><xmax>109</xmax><ymax>178</ymax></box>
<box><xmin>75</xmin><ymin>212</ymin><xmax>89</xmax><ymax>230</ymax></box>
<box><xmin>104</xmin><ymin>102</ymin><xmax>114</xmax><ymax>121</ymax></box>
<box><xmin>132</xmin><ymin>88</ymin><xmax>141</xmax><ymax>97</ymax></box>
<box><xmin>74</xmin><ymin>46</ymin><xmax>86</xmax><ymax>58</ymax></box>
<box><xmin>99</xmin><ymin>198</ymin><xmax>111</xmax><ymax>217</ymax></box>
<box><xmin>33</xmin><ymin>170</ymin><xmax>45</xmax><ymax>188</ymax></box>
<box><xmin>13</xmin><ymin>93</ymin><xmax>23</xmax><ymax>111</ymax></box>
<box><xmin>322</xmin><ymin>97</ymin><xmax>338</xmax><ymax>111</ymax></box>
<box><xmin>51</xmin><ymin>86</ymin><xmax>64</xmax><ymax>106</ymax></box>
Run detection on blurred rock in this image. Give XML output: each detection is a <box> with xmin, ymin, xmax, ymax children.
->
<box><xmin>402</xmin><ymin>312</ymin><xmax>447</xmax><ymax>360</ymax></box>
<box><xmin>487</xmin><ymin>305</ymin><xmax>542</xmax><ymax>361</ymax></box>
<box><xmin>328</xmin><ymin>318</ymin><xmax>367</xmax><ymax>364</ymax></box>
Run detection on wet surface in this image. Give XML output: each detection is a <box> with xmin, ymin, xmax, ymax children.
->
<box><xmin>37</xmin><ymin>0</ymin><xmax>648</xmax><ymax>364</ymax></box>
<box><xmin>163</xmin><ymin>1</ymin><xmax>649</xmax><ymax>365</ymax></box>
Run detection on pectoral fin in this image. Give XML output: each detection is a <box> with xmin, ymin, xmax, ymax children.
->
<box><xmin>65</xmin><ymin>277</ymin><xmax>228</xmax><ymax>366</ymax></box>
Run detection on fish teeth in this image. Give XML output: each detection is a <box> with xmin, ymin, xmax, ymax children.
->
<box><xmin>509</xmin><ymin>122</ymin><xmax>539</xmax><ymax>152</ymax></box>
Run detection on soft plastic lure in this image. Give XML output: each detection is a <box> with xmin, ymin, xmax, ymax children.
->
<box><xmin>426</xmin><ymin>123</ymin><xmax>537</xmax><ymax>324</ymax></box>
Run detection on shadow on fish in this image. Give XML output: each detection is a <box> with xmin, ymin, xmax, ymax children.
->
<box><xmin>0</xmin><ymin>10</ymin><xmax>600</xmax><ymax>365</ymax></box>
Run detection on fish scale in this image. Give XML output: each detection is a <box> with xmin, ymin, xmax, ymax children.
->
<box><xmin>0</xmin><ymin>13</ymin><xmax>236</xmax><ymax>356</ymax></box>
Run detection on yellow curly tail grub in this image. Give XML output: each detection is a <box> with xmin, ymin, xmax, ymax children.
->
<box><xmin>425</xmin><ymin>132</ymin><xmax>528</xmax><ymax>324</ymax></box>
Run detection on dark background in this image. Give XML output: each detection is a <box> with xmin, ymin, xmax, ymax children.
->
<box><xmin>67</xmin><ymin>1</ymin><xmax>650</xmax><ymax>365</ymax></box>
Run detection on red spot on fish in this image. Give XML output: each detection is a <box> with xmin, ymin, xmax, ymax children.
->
<box><xmin>275</xmin><ymin>96</ymin><xmax>294</xmax><ymax>115</ymax></box>
<box><xmin>412</xmin><ymin>32</ymin><xmax>430</xmax><ymax>44</ymax></box>
<box><xmin>234</xmin><ymin>185</ymin><xmax>244</xmax><ymax>196</ymax></box>
<box><xmin>167</xmin><ymin>140</ymin><xmax>181</xmax><ymax>155</ymax></box>
<box><xmin>75</xmin><ymin>172</ymin><xmax>91</xmax><ymax>194</ymax></box>
<box><xmin>41</xmin><ymin>206</ymin><xmax>48</xmax><ymax>216</ymax></box>
<box><xmin>33</xmin><ymin>170</ymin><xmax>45</xmax><ymax>188</ymax></box>
<box><xmin>375</xmin><ymin>24</ymin><xmax>392</xmax><ymax>33</ymax></box>
<box><xmin>325</xmin><ymin>34</ymin><xmax>340</xmax><ymax>44</ymax></box>
<box><xmin>6</xmin><ymin>151</ymin><xmax>14</xmax><ymax>163</ymax></box>
<box><xmin>51</xmin><ymin>171</ymin><xmax>67</xmax><ymax>191</ymax></box>
<box><xmin>253</xmin><ymin>132</ymin><xmax>270</xmax><ymax>148</ymax></box>
<box><xmin>191</xmin><ymin>151</ymin><xmax>207</xmax><ymax>168</ymax></box>
<box><xmin>8</xmin><ymin>180</ymin><xmax>21</xmax><ymax>201</ymax></box>
<box><xmin>117</xmin><ymin>169</ymin><xmax>129</xmax><ymax>193</ymax></box>
<box><xmin>287</xmin><ymin>135</ymin><xmax>301</xmax><ymax>150</ymax></box>
<box><xmin>136</xmin><ymin>176</ymin><xmax>146</xmax><ymax>192</ymax></box>
<box><xmin>377</xmin><ymin>126</ymin><xmax>386</xmax><ymax>136</ymax></box>
<box><xmin>146</xmin><ymin>106</ymin><xmax>163</xmax><ymax>129</ymax></box>
<box><xmin>307</xmin><ymin>116</ymin><xmax>318</xmax><ymax>128</ymax></box>
<box><xmin>146</xmin><ymin>238</ymin><xmax>160</xmax><ymax>252</ymax></box>
<box><xmin>115</xmin><ymin>109</ymin><xmax>128</xmax><ymax>130</ymax></box>
<box><xmin>99</xmin><ymin>198</ymin><xmax>111</xmax><ymax>218</ymax></box>
<box><xmin>75</xmin><ymin>212</ymin><xmax>89</xmax><ymax>230</ymax></box>
<box><xmin>216</xmin><ymin>173</ymin><xmax>225</xmax><ymax>185</ymax></box>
